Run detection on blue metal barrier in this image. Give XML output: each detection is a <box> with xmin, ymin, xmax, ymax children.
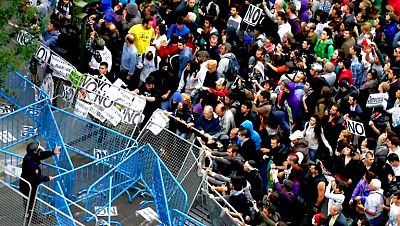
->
<box><xmin>170</xmin><ymin>209</ymin><xmax>206</xmax><ymax>226</ymax></box>
<box><xmin>51</xmin><ymin>106</ymin><xmax>138</xmax><ymax>163</ymax></box>
<box><xmin>0</xmin><ymin>71</ymin><xmax>49</xmax><ymax>108</ymax></box>
<box><xmin>153</xmin><ymin>157</ymin><xmax>172</xmax><ymax>225</ymax></box>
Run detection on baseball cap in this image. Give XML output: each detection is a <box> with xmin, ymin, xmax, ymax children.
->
<box><xmin>289</xmin><ymin>130</ymin><xmax>304</xmax><ymax>141</ymax></box>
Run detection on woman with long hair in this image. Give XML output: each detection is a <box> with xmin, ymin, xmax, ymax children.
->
<box><xmin>303</xmin><ymin>115</ymin><xmax>332</xmax><ymax>162</ymax></box>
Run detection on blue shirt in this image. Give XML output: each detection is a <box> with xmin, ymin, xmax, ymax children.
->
<box><xmin>120</xmin><ymin>42</ymin><xmax>138</xmax><ymax>76</ymax></box>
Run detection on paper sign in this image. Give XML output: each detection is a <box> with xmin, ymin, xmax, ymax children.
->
<box><xmin>61</xmin><ymin>85</ymin><xmax>76</xmax><ymax>103</ymax></box>
<box><xmin>81</xmin><ymin>76</ymin><xmax>113</xmax><ymax>109</ymax></box>
<box><xmin>366</xmin><ymin>93</ymin><xmax>387</xmax><ymax>109</ymax></box>
<box><xmin>16</xmin><ymin>30</ymin><xmax>33</xmax><ymax>46</ymax></box>
<box><xmin>148</xmin><ymin>110</ymin><xmax>170</xmax><ymax>135</ymax></box>
<box><xmin>50</xmin><ymin>54</ymin><xmax>74</xmax><ymax>80</ymax></box>
<box><xmin>25</xmin><ymin>105</ymin><xmax>41</xmax><ymax>116</ymax></box>
<box><xmin>243</xmin><ymin>4</ymin><xmax>263</xmax><ymax>26</ymax></box>
<box><xmin>131</xmin><ymin>96</ymin><xmax>146</xmax><ymax>112</ymax></box>
<box><xmin>21</xmin><ymin>125</ymin><xmax>38</xmax><ymax>137</ymax></box>
<box><xmin>94</xmin><ymin>206</ymin><xmax>118</xmax><ymax>217</ymax></box>
<box><xmin>4</xmin><ymin>165</ymin><xmax>22</xmax><ymax>177</ymax></box>
<box><xmin>93</xmin><ymin>149</ymin><xmax>108</xmax><ymax>159</ymax></box>
<box><xmin>68</xmin><ymin>69</ymin><xmax>86</xmax><ymax>88</ymax></box>
<box><xmin>346</xmin><ymin>120</ymin><xmax>365</xmax><ymax>136</ymax></box>
<box><xmin>0</xmin><ymin>131</ymin><xmax>17</xmax><ymax>143</ymax></box>
<box><xmin>89</xmin><ymin>104</ymin><xmax>107</xmax><ymax>122</ymax></box>
<box><xmin>35</xmin><ymin>45</ymin><xmax>52</xmax><ymax>63</ymax></box>
<box><xmin>136</xmin><ymin>207</ymin><xmax>159</xmax><ymax>221</ymax></box>
<box><xmin>74</xmin><ymin>99</ymin><xmax>90</xmax><ymax>118</ymax></box>
<box><xmin>0</xmin><ymin>105</ymin><xmax>14</xmax><ymax>115</ymax></box>
<box><xmin>104</xmin><ymin>106</ymin><xmax>123</xmax><ymax>126</ymax></box>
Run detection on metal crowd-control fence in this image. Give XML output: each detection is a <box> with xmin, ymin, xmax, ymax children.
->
<box><xmin>28</xmin><ymin>44</ymin><xmax>144</xmax><ymax>137</ymax></box>
<box><xmin>51</xmin><ymin>106</ymin><xmax>138</xmax><ymax>164</ymax></box>
<box><xmin>0</xmin><ymin>99</ymin><xmax>73</xmax><ymax>172</ymax></box>
<box><xmin>0</xmin><ymin>71</ymin><xmax>49</xmax><ymax>109</ymax></box>
<box><xmin>170</xmin><ymin>209</ymin><xmax>206</xmax><ymax>226</ymax></box>
<box><xmin>132</xmin><ymin>144</ymin><xmax>189</xmax><ymax>226</ymax></box>
<box><xmin>202</xmin><ymin>181</ymin><xmax>244</xmax><ymax>226</ymax></box>
<box><xmin>50</xmin><ymin>147</ymin><xmax>135</xmax><ymax>202</ymax></box>
<box><xmin>137</xmin><ymin>109</ymin><xmax>206</xmax><ymax>211</ymax></box>
<box><xmin>31</xmin><ymin>183</ymin><xmax>109</xmax><ymax>226</ymax></box>
<box><xmin>0</xmin><ymin>176</ymin><xmax>31</xmax><ymax>226</ymax></box>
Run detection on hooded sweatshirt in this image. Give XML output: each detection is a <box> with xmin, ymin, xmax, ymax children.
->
<box><xmin>240</xmin><ymin>120</ymin><xmax>262</xmax><ymax>150</ymax></box>
<box><xmin>163</xmin><ymin>91</ymin><xmax>183</xmax><ymax>112</ymax></box>
<box><xmin>140</xmin><ymin>46</ymin><xmax>160</xmax><ymax>82</ymax></box>
<box><xmin>314</xmin><ymin>38</ymin><xmax>334</xmax><ymax>61</ymax></box>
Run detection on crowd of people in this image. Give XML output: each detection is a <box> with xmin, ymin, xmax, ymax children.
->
<box><xmin>23</xmin><ymin>0</ymin><xmax>400</xmax><ymax>225</ymax></box>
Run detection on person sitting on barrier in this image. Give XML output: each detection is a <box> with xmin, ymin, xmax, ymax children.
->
<box><xmin>19</xmin><ymin>142</ymin><xmax>60</xmax><ymax>220</ymax></box>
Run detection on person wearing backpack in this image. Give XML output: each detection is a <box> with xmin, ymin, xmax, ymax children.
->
<box><xmin>217</xmin><ymin>43</ymin><xmax>239</xmax><ymax>86</ymax></box>
<box><xmin>138</xmin><ymin>46</ymin><xmax>161</xmax><ymax>84</ymax></box>
<box><xmin>315</xmin><ymin>27</ymin><xmax>335</xmax><ymax>62</ymax></box>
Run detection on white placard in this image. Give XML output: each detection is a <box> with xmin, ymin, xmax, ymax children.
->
<box><xmin>16</xmin><ymin>30</ymin><xmax>33</xmax><ymax>46</ymax></box>
<box><xmin>0</xmin><ymin>131</ymin><xmax>16</xmax><ymax>143</ymax></box>
<box><xmin>346</xmin><ymin>120</ymin><xmax>365</xmax><ymax>137</ymax></box>
<box><xmin>243</xmin><ymin>4</ymin><xmax>263</xmax><ymax>26</ymax></box>
<box><xmin>93</xmin><ymin>149</ymin><xmax>108</xmax><ymax>159</ymax></box>
<box><xmin>35</xmin><ymin>45</ymin><xmax>52</xmax><ymax>63</ymax></box>
<box><xmin>0</xmin><ymin>105</ymin><xmax>14</xmax><ymax>115</ymax></box>
<box><xmin>131</xmin><ymin>96</ymin><xmax>146</xmax><ymax>112</ymax></box>
<box><xmin>61</xmin><ymin>85</ymin><xmax>76</xmax><ymax>103</ymax></box>
<box><xmin>104</xmin><ymin>106</ymin><xmax>123</xmax><ymax>126</ymax></box>
<box><xmin>136</xmin><ymin>207</ymin><xmax>159</xmax><ymax>221</ymax></box>
<box><xmin>74</xmin><ymin>99</ymin><xmax>90</xmax><ymax>118</ymax></box>
<box><xmin>81</xmin><ymin>76</ymin><xmax>113</xmax><ymax>109</ymax></box>
<box><xmin>4</xmin><ymin>165</ymin><xmax>22</xmax><ymax>177</ymax></box>
<box><xmin>50</xmin><ymin>54</ymin><xmax>74</xmax><ymax>80</ymax></box>
<box><xmin>21</xmin><ymin>125</ymin><xmax>38</xmax><ymax>137</ymax></box>
<box><xmin>94</xmin><ymin>206</ymin><xmax>118</xmax><ymax>217</ymax></box>
<box><xmin>148</xmin><ymin>110</ymin><xmax>170</xmax><ymax>135</ymax></box>
<box><xmin>366</xmin><ymin>93</ymin><xmax>387</xmax><ymax>109</ymax></box>
<box><xmin>89</xmin><ymin>104</ymin><xmax>107</xmax><ymax>122</ymax></box>
<box><xmin>113</xmin><ymin>78</ymin><xmax>127</xmax><ymax>88</ymax></box>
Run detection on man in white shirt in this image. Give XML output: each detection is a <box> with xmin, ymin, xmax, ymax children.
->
<box><xmin>358</xmin><ymin>179</ymin><xmax>385</xmax><ymax>224</ymax></box>
<box><xmin>227</xmin><ymin>5</ymin><xmax>242</xmax><ymax>35</ymax></box>
<box><xmin>276</xmin><ymin>12</ymin><xmax>292</xmax><ymax>43</ymax></box>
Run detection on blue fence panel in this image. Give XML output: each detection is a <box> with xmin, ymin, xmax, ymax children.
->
<box><xmin>51</xmin><ymin>147</ymin><xmax>133</xmax><ymax>201</ymax></box>
<box><xmin>153</xmin><ymin>158</ymin><xmax>172</xmax><ymax>225</ymax></box>
<box><xmin>51</xmin><ymin>107</ymin><xmax>137</xmax><ymax>163</ymax></box>
<box><xmin>0</xmin><ymin>71</ymin><xmax>49</xmax><ymax>108</ymax></box>
<box><xmin>83</xmin><ymin>146</ymin><xmax>141</xmax><ymax>223</ymax></box>
<box><xmin>37</xmin><ymin>104</ymin><xmax>73</xmax><ymax>171</ymax></box>
<box><xmin>170</xmin><ymin>209</ymin><xmax>206</xmax><ymax>226</ymax></box>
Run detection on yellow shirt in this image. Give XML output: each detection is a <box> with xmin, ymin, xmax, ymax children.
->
<box><xmin>128</xmin><ymin>24</ymin><xmax>155</xmax><ymax>55</ymax></box>
<box><xmin>329</xmin><ymin>214</ymin><xmax>339</xmax><ymax>226</ymax></box>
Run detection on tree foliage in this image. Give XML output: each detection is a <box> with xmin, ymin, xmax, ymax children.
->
<box><xmin>0</xmin><ymin>0</ymin><xmax>41</xmax><ymax>77</ymax></box>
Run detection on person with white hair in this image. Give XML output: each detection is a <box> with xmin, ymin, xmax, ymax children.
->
<box><xmin>357</xmin><ymin>178</ymin><xmax>387</xmax><ymax>225</ymax></box>
<box><xmin>326</xmin><ymin>203</ymin><xmax>347</xmax><ymax>226</ymax></box>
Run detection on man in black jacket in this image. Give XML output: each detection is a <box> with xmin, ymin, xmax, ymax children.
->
<box><xmin>19</xmin><ymin>142</ymin><xmax>60</xmax><ymax>215</ymax></box>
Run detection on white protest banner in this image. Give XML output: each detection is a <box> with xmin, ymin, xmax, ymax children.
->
<box><xmin>346</xmin><ymin>120</ymin><xmax>365</xmax><ymax>137</ymax></box>
<box><xmin>131</xmin><ymin>96</ymin><xmax>146</xmax><ymax>112</ymax></box>
<box><xmin>81</xmin><ymin>76</ymin><xmax>113</xmax><ymax>109</ymax></box>
<box><xmin>105</xmin><ymin>85</ymin><xmax>134</xmax><ymax>106</ymax></box>
<box><xmin>243</xmin><ymin>4</ymin><xmax>263</xmax><ymax>26</ymax></box>
<box><xmin>0</xmin><ymin>105</ymin><xmax>14</xmax><ymax>115</ymax></box>
<box><xmin>148</xmin><ymin>110</ymin><xmax>170</xmax><ymax>135</ymax></box>
<box><xmin>61</xmin><ymin>85</ymin><xmax>76</xmax><ymax>103</ymax></box>
<box><xmin>94</xmin><ymin>206</ymin><xmax>118</xmax><ymax>217</ymax></box>
<box><xmin>366</xmin><ymin>93</ymin><xmax>387</xmax><ymax>109</ymax></box>
<box><xmin>136</xmin><ymin>207</ymin><xmax>159</xmax><ymax>222</ymax></box>
<box><xmin>0</xmin><ymin>131</ymin><xmax>17</xmax><ymax>143</ymax></box>
<box><xmin>89</xmin><ymin>104</ymin><xmax>107</xmax><ymax>122</ymax></box>
<box><xmin>113</xmin><ymin>78</ymin><xmax>127</xmax><ymax>88</ymax></box>
<box><xmin>4</xmin><ymin>165</ymin><xmax>22</xmax><ymax>178</ymax></box>
<box><xmin>104</xmin><ymin>106</ymin><xmax>123</xmax><ymax>126</ymax></box>
<box><xmin>50</xmin><ymin>54</ymin><xmax>74</xmax><ymax>80</ymax></box>
<box><xmin>74</xmin><ymin>99</ymin><xmax>90</xmax><ymax>118</ymax></box>
<box><xmin>35</xmin><ymin>45</ymin><xmax>52</xmax><ymax>63</ymax></box>
<box><xmin>21</xmin><ymin>125</ymin><xmax>38</xmax><ymax>137</ymax></box>
<box><xmin>16</xmin><ymin>30</ymin><xmax>33</xmax><ymax>46</ymax></box>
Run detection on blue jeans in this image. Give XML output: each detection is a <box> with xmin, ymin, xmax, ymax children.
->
<box><xmin>309</xmin><ymin>148</ymin><xmax>317</xmax><ymax>162</ymax></box>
